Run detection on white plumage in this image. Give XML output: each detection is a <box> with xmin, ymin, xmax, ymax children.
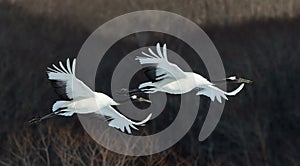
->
<box><xmin>33</xmin><ymin>58</ymin><xmax>152</xmax><ymax>134</ymax></box>
<box><xmin>135</xmin><ymin>43</ymin><xmax>245</xmax><ymax>103</ymax></box>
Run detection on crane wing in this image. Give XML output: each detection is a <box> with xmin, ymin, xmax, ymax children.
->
<box><xmin>96</xmin><ymin>106</ymin><xmax>152</xmax><ymax>134</ymax></box>
<box><xmin>47</xmin><ymin>58</ymin><xmax>94</xmax><ymax>100</ymax></box>
<box><xmin>135</xmin><ymin>43</ymin><xmax>186</xmax><ymax>82</ymax></box>
<box><xmin>196</xmin><ymin>84</ymin><xmax>245</xmax><ymax>103</ymax></box>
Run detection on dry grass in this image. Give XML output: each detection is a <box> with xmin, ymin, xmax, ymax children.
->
<box><xmin>5</xmin><ymin>0</ymin><xmax>300</xmax><ymax>30</ymax></box>
<box><xmin>0</xmin><ymin>126</ymin><xmax>191</xmax><ymax>166</ymax></box>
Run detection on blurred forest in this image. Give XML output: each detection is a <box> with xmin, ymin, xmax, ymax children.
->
<box><xmin>0</xmin><ymin>0</ymin><xmax>299</xmax><ymax>165</ymax></box>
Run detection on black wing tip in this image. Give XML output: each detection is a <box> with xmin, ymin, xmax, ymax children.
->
<box><xmin>50</xmin><ymin>80</ymin><xmax>72</xmax><ymax>101</ymax></box>
<box><xmin>143</xmin><ymin>66</ymin><xmax>166</xmax><ymax>82</ymax></box>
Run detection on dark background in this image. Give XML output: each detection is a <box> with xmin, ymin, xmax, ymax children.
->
<box><xmin>0</xmin><ymin>0</ymin><xmax>299</xmax><ymax>165</ymax></box>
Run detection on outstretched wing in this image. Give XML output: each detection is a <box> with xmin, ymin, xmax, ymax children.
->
<box><xmin>47</xmin><ymin>58</ymin><xmax>94</xmax><ymax>100</ymax></box>
<box><xmin>135</xmin><ymin>43</ymin><xmax>186</xmax><ymax>82</ymax></box>
<box><xmin>96</xmin><ymin>106</ymin><xmax>152</xmax><ymax>134</ymax></box>
<box><xmin>196</xmin><ymin>84</ymin><xmax>245</xmax><ymax>103</ymax></box>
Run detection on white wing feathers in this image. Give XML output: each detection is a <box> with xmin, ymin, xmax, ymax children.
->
<box><xmin>47</xmin><ymin>58</ymin><xmax>94</xmax><ymax>100</ymax></box>
<box><xmin>196</xmin><ymin>83</ymin><xmax>245</xmax><ymax>103</ymax></box>
<box><xmin>135</xmin><ymin>43</ymin><xmax>186</xmax><ymax>80</ymax></box>
<box><xmin>97</xmin><ymin>106</ymin><xmax>152</xmax><ymax>134</ymax></box>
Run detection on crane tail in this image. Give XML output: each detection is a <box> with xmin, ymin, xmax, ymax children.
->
<box><xmin>52</xmin><ymin>101</ymin><xmax>74</xmax><ymax>116</ymax></box>
<box><xmin>138</xmin><ymin>82</ymin><xmax>157</xmax><ymax>93</ymax></box>
<box><xmin>52</xmin><ymin>101</ymin><xmax>69</xmax><ymax>112</ymax></box>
